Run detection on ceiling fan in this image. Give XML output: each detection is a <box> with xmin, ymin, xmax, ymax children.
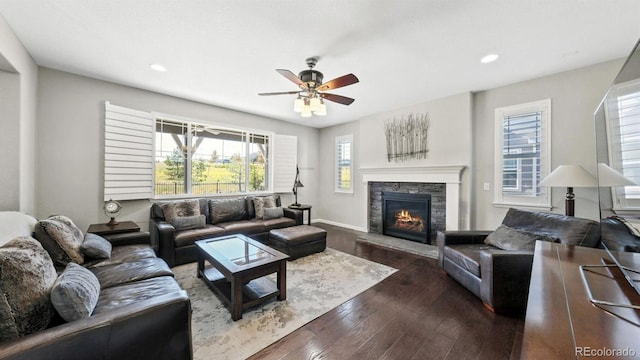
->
<box><xmin>258</xmin><ymin>57</ymin><xmax>359</xmax><ymax>117</ymax></box>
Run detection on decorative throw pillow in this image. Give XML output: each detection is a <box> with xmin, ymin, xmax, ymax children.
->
<box><xmin>50</xmin><ymin>262</ymin><xmax>100</xmax><ymax>322</ymax></box>
<box><xmin>263</xmin><ymin>207</ymin><xmax>284</xmax><ymax>220</ymax></box>
<box><xmin>0</xmin><ymin>236</ymin><xmax>57</xmax><ymax>342</ymax></box>
<box><xmin>0</xmin><ymin>211</ymin><xmax>37</xmax><ymax>247</ymax></box>
<box><xmin>34</xmin><ymin>216</ymin><xmax>85</xmax><ymax>267</ymax></box>
<box><xmin>485</xmin><ymin>225</ymin><xmax>559</xmax><ymax>251</ymax></box>
<box><xmin>161</xmin><ymin>200</ymin><xmax>200</xmax><ymax>223</ymax></box>
<box><xmin>253</xmin><ymin>196</ymin><xmax>277</xmax><ymax>220</ymax></box>
<box><xmin>81</xmin><ymin>233</ymin><xmax>112</xmax><ymax>259</ymax></box>
<box><xmin>170</xmin><ymin>214</ymin><xmax>206</xmax><ymax>230</ymax></box>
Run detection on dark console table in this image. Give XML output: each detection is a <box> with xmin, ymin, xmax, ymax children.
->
<box><xmin>521</xmin><ymin>241</ymin><xmax>640</xmax><ymax>359</ymax></box>
<box><xmin>87</xmin><ymin>221</ymin><xmax>140</xmax><ymax>236</ymax></box>
<box><xmin>289</xmin><ymin>204</ymin><xmax>312</xmax><ymax>225</ymax></box>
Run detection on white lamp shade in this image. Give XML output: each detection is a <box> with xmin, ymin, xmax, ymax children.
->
<box><xmin>539</xmin><ymin>165</ymin><xmax>597</xmax><ymax>187</ymax></box>
<box><xmin>597</xmin><ymin>163</ymin><xmax>636</xmax><ymax>187</ymax></box>
<box><xmin>314</xmin><ymin>102</ymin><xmax>327</xmax><ymax>116</ymax></box>
<box><xmin>293</xmin><ymin>97</ymin><xmax>304</xmax><ymax>112</ymax></box>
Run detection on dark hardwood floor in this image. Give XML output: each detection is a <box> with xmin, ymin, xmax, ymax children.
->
<box><xmin>250</xmin><ymin>224</ymin><xmax>525</xmax><ymax>360</ymax></box>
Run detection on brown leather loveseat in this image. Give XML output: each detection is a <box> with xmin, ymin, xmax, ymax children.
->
<box><xmin>150</xmin><ymin>195</ymin><xmax>302</xmax><ymax>267</ymax></box>
<box><xmin>437</xmin><ymin>208</ymin><xmax>600</xmax><ymax>314</ymax></box>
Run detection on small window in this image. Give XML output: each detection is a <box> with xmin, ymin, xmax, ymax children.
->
<box><xmin>335</xmin><ymin>134</ymin><xmax>353</xmax><ymax>193</ymax></box>
<box><xmin>494</xmin><ymin>99</ymin><xmax>551</xmax><ymax>208</ymax></box>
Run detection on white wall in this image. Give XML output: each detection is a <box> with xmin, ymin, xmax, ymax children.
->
<box><xmin>316</xmin><ymin>92</ymin><xmax>473</xmax><ymax>231</ymax></box>
<box><xmin>36</xmin><ymin>67</ymin><xmax>319</xmax><ymax>232</ymax></box>
<box><xmin>0</xmin><ymin>14</ymin><xmax>38</xmax><ymax>214</ymax></box>
<box><xmin>472</xmin><ymin>59</ymin><xmax>624</xmax><ymax>229</ymax></box>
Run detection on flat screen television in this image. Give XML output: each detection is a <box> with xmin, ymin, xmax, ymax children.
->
<box><xmin>592</xmin><ymin>37</ymin><xmax>640</xmax><ymax>308</ymax></box>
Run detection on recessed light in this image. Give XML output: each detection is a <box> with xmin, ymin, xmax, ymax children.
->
<box><xmin>480</xmin><ymin>54</ymin><xmax>499</xmax><ymax>64</ymax></box>
<box><xmin>150</xmin><ymin>64</ymin><xmax>167</xmax><ymax>72</ymax></box>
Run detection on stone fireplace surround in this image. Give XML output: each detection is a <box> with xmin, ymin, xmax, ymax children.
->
<box><xmin>361</xmin><ymin>165</ymin><xmax>466</xmax><ymax>232</ymax></box>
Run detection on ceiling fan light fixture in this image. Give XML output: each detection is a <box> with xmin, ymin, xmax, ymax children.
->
<box><xmin>293</xmin><ymin>96</ymin><xmax>304</xmax><ymax>112</ymax></box>
<box><xmin>309</xmin><ymin>97</ymin><xmax>322</xmax><ymax>112</ymax></box>
<box><xmin>314</xmin><ymin>100</ymin><xmax>327</xmax><ymax>116</ymax></box>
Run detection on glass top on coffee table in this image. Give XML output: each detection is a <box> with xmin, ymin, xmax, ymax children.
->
<box><xmin>201</xmin><ymin>236</ymin><xmax>273</xmax><ymax>266</ymax></box>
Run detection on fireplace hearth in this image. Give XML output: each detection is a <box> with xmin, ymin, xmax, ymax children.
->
<box><xmin>382</xmin><ymin>192</ymin><xmax>431</xmax><ymax>244</ymax></box>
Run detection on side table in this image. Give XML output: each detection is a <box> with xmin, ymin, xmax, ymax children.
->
<box><xmin>87</xmin><ymin>221</ymin><xmax>140</xmax><ymax>236</ymax></box>
<box><xmin>289</xmin><ymin>204</ymin><xmax>312</xmax><ymax>225</ymax></box>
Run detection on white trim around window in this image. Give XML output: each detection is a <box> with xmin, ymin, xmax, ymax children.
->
<box><xmin>493</xmin><ymin>99</ymin><xmax>551</xmax><ymax>209</ymax></box>
<box><xmin>335</xmin><ymin>134</ymin><xmax>353</xmax><ymax>194</ymax></box>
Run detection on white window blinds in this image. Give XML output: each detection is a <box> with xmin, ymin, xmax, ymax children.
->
<box><xmin>104</xmin><ymin>102</ymin><xmax>154</xmax><ymax>201</ymax></box>
<box><xmin>272</xmin><ymin>134</ymin><xmax>297</xmax><ymax>193</ymax></box>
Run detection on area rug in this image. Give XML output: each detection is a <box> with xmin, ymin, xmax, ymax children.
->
<box><xmin>173</xmin><ymin>248</ymin><xmax>397</xmax><ymax>360</ymax></box>
<box><xmin>357</xmin><ymin>233</ymin><xmax>438</xmax><ymax>259</ymax></box>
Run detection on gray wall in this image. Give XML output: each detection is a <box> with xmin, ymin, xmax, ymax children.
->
<box><xmin>316</xmin><ymin>92</ymin><xmax>473</xmax><ymax>231</ymax></box>
<box><xmin>472</xmin><ymin>59</ymin><xmax>624</xmax><ymax>229</ymax></box>
<box><xmin>36</xmin><ymin>67</ymin><xmax>319</xmax><ymax>232</ymax></box>
<box><xmin>0</xmin><ymin>14</ymin><xmax>38</xmax><ymax>214</ymax></box>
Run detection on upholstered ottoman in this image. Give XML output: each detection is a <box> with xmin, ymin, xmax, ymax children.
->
<box><xmin>269</xmin><ymin>225</ymin><xmax>327</xmax><ymax>260</ymax></box>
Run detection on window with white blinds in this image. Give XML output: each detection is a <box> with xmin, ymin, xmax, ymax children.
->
<box><xmin>605</xmin><ymin>79</ymin><xmax>640</xmax><ymax>209</ymax></box>
<box><xmin>104</xmin><ymin>102</ymin><xmax>154</xmax><ymax>201</ymax></box>
<box><xmin>494</xmin><ymin>99</ymin><xmax>551</xmax><ymax>208</ymax></box>
<box><xmin>335</xmin><ymin>134</ymin><xmax>353</xmax><ymax>193</ymax></box>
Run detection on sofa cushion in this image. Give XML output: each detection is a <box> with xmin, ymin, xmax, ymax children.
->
<box><xmin>50</xmin><ymin>262</ymin><xmax>100</xmax><ymax>322</ymax></box>
<box><xmin>443</xmin><ymin>244</ymin><xmax>495</xmax><ymax>278</ymax></box>
<box><xmin>81</xmin><ymin>233</ymin><xmax>112</xmax><ymax>259</ymax></box>
<box><xmin>161</xmin><ymin>199</ymin><xmax>201</xmax><ymax>224</ymax></box>
<box><xmin>209</xmin><ymin>198</ymin><xmax>248</xmax><ymax>224</ymax></box>
<box><xmin>484</xmin><ymin>225</ymin><xmax>559</xmax><ymax>251</ymax></box>
<box><xmin>0</xmin><ymin>211</ymin><xmax>37</xmax><ymax>247</ymax></box>
<box><xmin>253</xmin><ymin>196</ymin><xmax>277</xmax><ymax>219</ymax></box>
<box><xmin>34</xmin><ymin>216</ymin><xmax>85</xmax><ymax>267</ymax></box>
<box><xmin>0</xmin><ymin>237</ymin><xmax>57</xmax><ymax>342</ymax></box>
<box><xmin>216</xmin><ymin>220</ymin><xmax>265</xmax><ymax>235</ymax></box>
<box><xmin>174</xmin><ymin>225</ymin><xmax>225</xmax><ymax>248</ymax></box>
<box><xmin>93</xmin><ymin>276</ymin><xmax>183</xmax><ymax>315</ymax></box>
<box><xmin>263</xmin><ymin>206</ymin><xmax>284</xmax><ymax>220</ymax></box>
<box><xmin>84</xmin><ymin>245</ymin><xmax>157</xmax><ymax>268</ymax></box>
<box><xmin>170</xmin><ymin>214</ymin><xmax>206</xmax><ymax>231</ymax></box>
<box><xmin>261</xmin><ymin>217</ymin><xmax>297</xmax><ymax>231</ymax></box>
<box><xmin>89</xmin><ymin>257</ymin><xmax>174</xmax><ymax>289</ymax></box>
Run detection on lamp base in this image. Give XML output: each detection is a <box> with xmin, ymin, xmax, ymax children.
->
<box><xmin>565</xmin><ymin>186</ymin><xmax>575</xmax><ymax>217</ymax></box>
<box><xmin>106</xmin><ymin>217</ymin><xmax>119</xmax><ymax>226</ymax></box>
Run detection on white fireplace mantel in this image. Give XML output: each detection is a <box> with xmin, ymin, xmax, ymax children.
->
<box><xmin>360</xmin><ymin>165</ymin><xmax>466</xmax><ymax>231</ymax></box>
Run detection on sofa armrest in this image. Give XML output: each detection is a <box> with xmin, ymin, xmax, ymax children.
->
<box><xmin>150</xmin><ymin>219</ymin><xmax>177</xmax><ymax>267</ymax></box>
<box><xmin>283</xmin><ymin>208</ymin><xmax>303</xmax><ymax>225</ymax></box>
<box><xmin>437</xmin><ymin>230</ymin><xmax>493</xmax><ymax>267</ymax></box>
<box><xmin>103</xmin><ymin>231</ymin><xmax>151</xmax><ymax>247</ymax></box>
<box><xmin>479</xmin><ymin>250</ymin><xmax>534</xmax><ymax>314</ymax></box>
<box><xmin>0</xmin><ymin>291</ymin><xmax>192</xmax><ymax>360</ymax></box>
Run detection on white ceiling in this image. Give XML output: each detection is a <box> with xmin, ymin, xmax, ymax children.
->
<box><xmin>1</xmin><ymin>1</ymin><xmax>639</xmax><ymax>128</ymax></box>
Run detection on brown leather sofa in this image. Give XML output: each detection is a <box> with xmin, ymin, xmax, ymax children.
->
<box><xmin>150</xmin><ymin>195</ymin><xmax>303</xmax><ymax>267</ymax></box>
<box><xmin>437</xmin><ymin>208</ymin><xmax>600</xmax><ymax>314</ymax></box>
<box><xmin>0</xmin><ymin>231</ymin><xmax>192</xmax><ymax>360</ymax></box>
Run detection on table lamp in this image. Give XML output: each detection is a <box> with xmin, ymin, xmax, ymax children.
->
<box><xmin>292</xmin><ymin>166</ymin><xmax>304</xmax><ymax>206</ymax></box>
<box><xmin>540</xmin><ymin>165</ymin><xmax>597</xmax><ymax>216</ymax></box>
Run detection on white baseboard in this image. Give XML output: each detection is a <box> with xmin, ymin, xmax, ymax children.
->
<box><xmin>311</xmin><ymin>218</ymin><xmax>367</xmax><ymax>233</ymax></box>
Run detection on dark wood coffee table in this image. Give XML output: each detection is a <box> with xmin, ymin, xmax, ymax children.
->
<box><xmin>195</xmin><ymin>234</ymin><xmax>289</xmax><ymax>320</ymax></box>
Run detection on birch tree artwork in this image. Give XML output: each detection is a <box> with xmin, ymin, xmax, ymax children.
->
<box><xmin>384</xmin><ymin>113</ymin><xmax>430</xmax><ymax>162</ymax></box>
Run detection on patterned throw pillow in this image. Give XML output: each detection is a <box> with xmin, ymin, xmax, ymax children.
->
<box><xmin>81</xmin><ymin>233</ymin><xmax>112</xmax><ymax>259</ymax></box>
<box><xmin>263</xmin><ymin>207</ymin><xmax>284</xmax><ymax>220</ymax></box>
<box><xmin>0</xmin><ymin>236</ymin><xmax>57</xmax><ymax>342</ymax></box>
<box><xmin>34</xmin><ymin>216</ymin><xmax>85</xmax><ymax>267</ymax></box>
<box><xmin>50</xmin><ymin>262</ymin><xmax>100</xmax><ymax>322</ymax></box>
<box><xmin>161</xmin><ymin>199</ymin><xmax>201</xmax><ymax>223</ymax></box>
<box><xmin>484</xmin><ymin>225</ymin><xmax>559</xmax><ymax>251</ymax></box>
<box><xmin>253</xmin><ymin>196</ymin><xmax>277</xmax><ymax>220</ymax></box>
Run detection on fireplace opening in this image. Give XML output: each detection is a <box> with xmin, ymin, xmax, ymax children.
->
<box><xmin>382</xmin><ymin>192</ymin><xmax>431</xmax><ymax>244</ymax></box>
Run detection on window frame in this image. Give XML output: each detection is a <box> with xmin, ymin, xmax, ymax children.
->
<box><xmin>152</xmin><ymin>112</ymin><xmax>273</xmax><ymax>199</ymax></box>
<box><xmin>335</xmin><ymin>134</ymin><xmax>354</xmax><ymax>194</ymax></box>
<box><xmin>493</xmin><ymin>99</ymin><xmax>551</xmax><ymax>209</ymax></box>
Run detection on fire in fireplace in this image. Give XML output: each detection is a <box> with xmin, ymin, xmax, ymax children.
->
<box><xmin>382</xmin><ymin>192</ymin><xmax>431</xmax><ymax>244</ymax></box>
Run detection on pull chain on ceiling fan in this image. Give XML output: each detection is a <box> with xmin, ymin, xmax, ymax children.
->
<box><xmin>258</xmin><ymin>57</ymin><xmax>359</xmax><ymax>117</ymax></box>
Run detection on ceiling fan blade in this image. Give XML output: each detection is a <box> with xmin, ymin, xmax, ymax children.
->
<box><xmin>316</xmin><ymin>73</ymin><xmax>359</xmax><ymax>91</ymax></box>
<box><xmin>320</xmin><ymin>93</ymin><xmax>355</xmax><ymax>105</ymax></box>
<box><xmin>276</xmin><ymin>69</ymin><xmax>308</xmax><ymax>90</ymax></box>
<box><xmin>258</xmin><ymin>91</ymin><xmax>301</xmax><ymax>96</ymax></box>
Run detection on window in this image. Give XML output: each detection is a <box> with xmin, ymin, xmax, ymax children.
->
<box><xmin>605</xmin><ymin>79</ymin><xmax>640</xmax><ymax>209</ymax></box>
<box><xmin>335</xmin><ymin>134</ymin><xmax>353</xmax><ymax>193</ymax></box>
<box><xmin>494</xmin><ymin>99</ymin><xmax>551</xmax><ymax>208</ymax></box>
<box><xmin>154</xmin><ymin>117</ymin><xmax>270</xmax><ymax>197</ymax></box>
